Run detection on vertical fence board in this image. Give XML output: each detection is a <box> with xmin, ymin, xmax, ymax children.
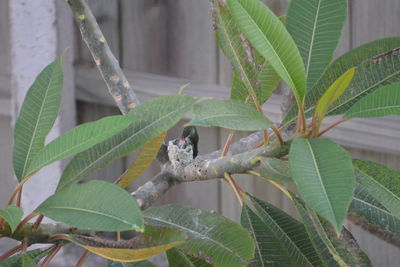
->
<box><xmin>120</xmin><ymin>0</ymin><xmax>168</xmax><ymax>74</ymax></box>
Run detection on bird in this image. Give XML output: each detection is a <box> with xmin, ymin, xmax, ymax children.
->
<box><xmin>156</xmin><ymin>126</ymin><xmax>199</xmax><ymax>167</ymax></box>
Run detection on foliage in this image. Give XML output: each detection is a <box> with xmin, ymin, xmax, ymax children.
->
<box><xmin>2</xmin><ymin>0</ymin><xmax>400</xmax><ymax>265</ymax></box>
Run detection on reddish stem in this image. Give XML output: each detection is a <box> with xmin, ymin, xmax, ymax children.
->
<box><xmin>40</xmin><ymin>244</ymin><xmax>62</xmax><ymax>267</ymax></box>
<box><xmin>14</xmin><ymin>212</ymin><xmax>40</xmax><ymax>234</ymax></box>
<box><xmin>221</xmin><ymin>132</ymin><xmax>234</xmax><ymax>157</ymax></box>
<box><xmin>0</xmin><ymin>244</ymin><xmax>22</xmax><ymax>261</ymax></box>
<box><xmin>16</xmin><ymin>186</ymin><xmax>23</xmax><ymax>207</ymax></box>
<box><xmin>75</xmin><ymin>250</ymin><xmax>90</xmax><ymax>267</ymax></box>
<box><xmin>318</xmin><ymin>118</ymin><xmax>348</xmax><ymax>137</ymax></box>
<box><xmin>33</xmin><ymin>214</ymin><xmax>45</xmax><ymax>229</ymax></box>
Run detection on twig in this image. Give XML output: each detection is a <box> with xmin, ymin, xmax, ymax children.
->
<box><xmin>224</xmin><ymin>173</ymin><xmax>244</xmax><ymax>206</ymax></box>
<box><xmin>66</xmin><ymin>0</ymin><xmax>140</xmax><ymax>114</ymax></box>
<box><xmin>75</xmin><ymin>250</ymin><xmax>90</xmax><ymax>267</ymax></box>
<box><xmin>318</xmin><ymin>118</ymin><xmax>348</xmax><ymax>137</ymax></box>
<box><xmin>40</xmin><ymin>244</ymin><xmax>62</xmax><ymax>267</ymax></box>
<box><xmin>14</xmin><ymin>212</ymin><xmax>40</xmax><ymax>234</ymax></box>
<box><xmin>0</xmin><ymin>244</ymin><xmax>22</xmax><ymax>261</ymax></box>
<box><xmin>33</xmin><ymin>214</ymin><xmax>45</xmax><ymax>229</ymax></box>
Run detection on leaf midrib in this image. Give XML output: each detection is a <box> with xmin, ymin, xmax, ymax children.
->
<box><xmin>255</xmin><ymin>202</ymin><xmax>313</xmax><ymax>267</ymax></box>
<box><xmin>305</xmin><ymin>0</ymin><xmax>322</xmax><ymax>79</ymax></box>
<box><xmin>305</xmin><ymin>140</ymin><xmax>337</xmax><ymax>226</ymax></box>
<box><xmin>347</xmin><ymin>104</ymin><xmax>400</xmax><ymax>117</ymax></box>
<box><xmin>40</xmin><ymin>206</ymin><xmax>134</xmax><ymax>227</ymax></box>
<box><xmin>20</xmin><ymin>64</ymin><xmax>58</xmax><ymax>179</ymax></box>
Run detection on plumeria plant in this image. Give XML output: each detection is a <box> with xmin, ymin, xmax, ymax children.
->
<box><xmin>1</xmin><ymin>0</ymin><xmax>400</xmax><ymax>266</ymax></box>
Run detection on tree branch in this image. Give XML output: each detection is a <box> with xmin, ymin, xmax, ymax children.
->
<box><xmin>66</xmin><ymin>0</ymin><xmax>140</xmax><ymax>114</ymax></box>
<box><xmin>133</xmin><ymin>135</ymin><xmax>290</xmax><ymax>210</ymax></box>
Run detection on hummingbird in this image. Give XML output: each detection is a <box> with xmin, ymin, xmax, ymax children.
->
<box><xmin>168</xmin><ymin>126</ymin><xmax>199</xmax><ymax>168</ymax></box>
<box><xmin>156</xmin><ymin>126</ymin><xmax>199</xmax><ymax>167</ymax></box>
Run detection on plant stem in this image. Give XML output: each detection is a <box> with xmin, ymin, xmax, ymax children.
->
<box><xmin>66</xmin><ymin>0</ymin><xmax>140</xmax><ymax>114</ymax></box>
<box><xmin>224</xmin><ymin>173</ymin><xmax>244</xmax><ymax>206</ymax></box>
<box><xmin>8</xmin><ymin>176</ymin><xmax>31</xmax><ymax>205</ymax></box>
<box><xmin>15</xmin><ymin>212</ymin><xmax>40</xmax><ymax>234</ymax></box>
<box><xmin>75</xmin><ymin>250</ymin><xmax>90</xmax><ymax>267</ymax></box>
<box><xmin>221</xmin><ymin>132</ymin><xmax>234</xmax><ymax>157</ymax></box>
<box><xmin>16</xmin><ymin>186</ymin><xmax>23</xmax><ymax>207</ymax></box>
<box><xmin>33</xmin><ymin>215</ymin><xmax>45</xmax><ymax>229</ymax></box>
<box><xmin>247</xmin><ymin>171</ymin><xmax>292</xmax><ymax>200</ymax></box>
<box><xmin>271</xmin><ymin>126</ymin><xmax>284</xmax><ymax>146</ymax></box>
<box><xmin>0</xmin><ymin>244</ymin><xmax>22</xmax><ymax>261</ymax></box>
<box><xmin>318</xmin><ymin>118</ymin><xmax>348</xmax><ymax>137</ymax></box>
<box><xmin>40</xmin><ymin>244</ymin><xmax>62</xmax><ymax>267</ymax></box>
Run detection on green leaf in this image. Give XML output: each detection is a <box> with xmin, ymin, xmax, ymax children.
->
<box><xmin>70</xmin><ymin>226</ymin><xmax>187</xmax><ymax>263</ymax></box>
<box><xmin>117</xmin><ymin>132</ymin><xmax>166</xmax><ymax>189</ymax></box>
<box><xmin>345</xmin><ymin>82</ymin><xmax>400</xmax><ymax>118</ymax></box>
<box><xmin>13</xmin><ymin>57</ymin><xmax>63</xmax><ymax>181</ymax></box>
<box><xmin>314</xmin><ymin>67</ymin><xmax>356</xmax><ymax>126</ymax></box>
<box><xmin>167</xmin><ymin>248</ymin><xmax>213</xmax><ymax>267</ymax></box>
<box><xmin>108</xmin><ymin>260</ymin><xmax>155</xmax><ymax>267</ymax></box>
<box><xmin>144</xmin><ymin>205</ymin><xmax>255</xmax><ymax>267</ymax></box>
<box><xmin>36</xmin><ymin>180</ymin><xmax>143</xmax><ymax>232</ymax></box>
<box><xmin>286</xmin><ymin>0</ymin><xmax>348</xmax><ymax>89</ymax></box>
<box><xmin>0</xmin><ymin>205</ymin><xmax>23</xmax><ymax>233</ymax></box>
<box><xmin>58</xmin><ymin>95</ymin><xmax>195</xmax><ymax>191</ymax></box>
<box><xmin>226</xmin><ymin>0</ymin><xmax>306</xmax><ymax>105</ymax></box>
<box><xmin>284</xmin><ymin>37</ymin><xmax>400</xmax><ymax>125</ymax></box>
<box><xmin>255</xmin><ymin>157</ymin><xmax>292</xmax><ymax>182</ymax></box>
<box><xmin>353</xmin><ymin>159</ymin><xmax>400</xmax><ymax>219</ymax></box>
<box><xmin>0</xmin><ymin>254</ymin><xmax>37</xmax><ymax>267</ymax></box>
<box><xmin>213</xmin><ymin>1</ymin><xmax>279</xmax><ymax>107</ymax></box>
<box><xmin>349</xmin><ymin>185</ymin><xmax>400</xmax><ymax>243</ymax></box>
<box><xmin>26</xmin><ymin>115</ymin><xmax>134</xmax><ymax>176</ymax></box>
<box><xmin>188</xmin><ymin>99</ymin><xmax>271</xmax><ymax>131</ymax></box>
<box><xmin>289</xmin><ymin>138</ymin><xmax>355</xmax><ymax>232</ymax></box>
<box><xmin>242</xmin><ymin>196</ymin><xmax>321</xmax><ymax>266</ymax></box>
<box><xmin>293</xmin><ymin>197</ymin><xmax>372</xmax><ymax>266</ymax></box>
<box><xmin>0</xmin><ymin>247</ymin><xmax>53</xmax><ymax>267</ymax></box>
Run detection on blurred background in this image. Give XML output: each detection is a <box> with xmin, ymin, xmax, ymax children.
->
<box><xmin>0</xmin><ymin>0</ymin><xmax>399</xmax><ymax>266</ymax></box>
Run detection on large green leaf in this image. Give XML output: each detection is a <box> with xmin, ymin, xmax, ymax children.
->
<box><xmin>0</xmin><ymin>254</ymin><xmax>37</xmax><ymax>267</ymax></box>
<box><xmin>345</xmin><ymin>82</ymin><xmax>400</xmax><ymax>118</ymax></box>
<box><xmin>226</xmin><ymin>0</ymin><xmax>306</xmax><ymax>104</ymax></box>
<box><xmin>188</xmin><ymin>99</ymin><xmax>271</xmax><ymax>131</ymax></box>
<box><xmin>167</xmin><ymin>248</ymin><xmax>213</xmax><ymax>267</ymax></box>
<box><xmin>213</xmin><ymin>0</ymin><xmax>280</xmax><ymax>106</ymax></box>
<box><xmin>289</xmin><ymin>138</ymin><xmax>355</xmax><ymax>232</ymax></box>
<box><xmin>26</xmin><ymin>116</ymin><xmax>134</xmax><ymax>176</ymax></box>
<box><xmin>349</xmin><ymin>185</ymin><xmax>400</xmax><ymax>244</ymax></box>
<box><xmin>286</xmin><ymin>0</ymin><xmax>347</xmax><ymax>89</ymax></box>
<box><xmin>284</xmin><ymin>37</ymin><xmax>400</xmax><ymax>125</ymax></box>
<box><xmin>144</xmin><ymin>205</ymin><xmax>255</xmax><ymax>267</ymax></box>
<box><xmin>0</xmin><ymin>205</ymin><xmax>23</xmax><ymax>233</ymax></box>
<box><xmin>70</xmin><ymin>226</ymin><xmax>186</xmax><ymax>263</ymax></box>
<box><xmin>353</xmin><ymin>159</ymin><xmax>400</xmax><ymax>219</ymax></box>
<box><xmin>241</xmin><ymin>196</ymin><xmax>321</xmax><ymax>266</ymax></box>
<box><xmin>13</xmin><ymin>58</ymin><xmax>63</xmax><ymax>181</ymax></box>
<box><xmin>58</xmin><ymin>95</ymin><xmax>195</xmax><ymax>191</ymax></box>
<box><xmin>36</xmin><ymin>180</ymin><xmax>143</xmax><ymax>232</ymax></box>
<box><xmin>294</xmin><ymin>197</ymin><xmax>372</xmax><ymax>266</ymax></box>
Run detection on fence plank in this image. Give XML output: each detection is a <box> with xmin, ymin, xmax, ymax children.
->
<box><xmin>120</xmin><ymin>0</ymin><xmax>168</xmax><ymax>74</ymax></box>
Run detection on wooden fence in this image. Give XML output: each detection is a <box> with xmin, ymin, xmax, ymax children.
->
<box><xmin>1</xmin><ymin>0</ymin><xmax>400</xmax><ymax>266</ymax></box>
